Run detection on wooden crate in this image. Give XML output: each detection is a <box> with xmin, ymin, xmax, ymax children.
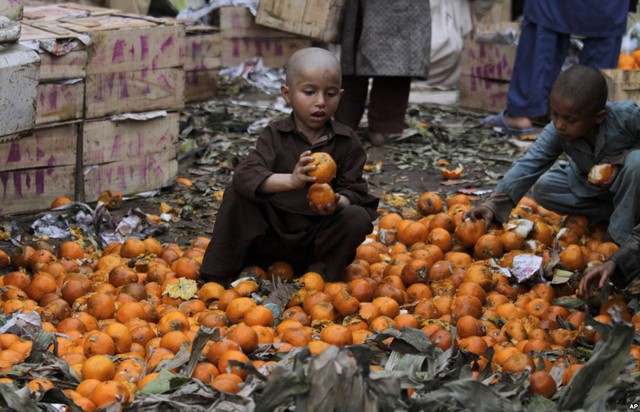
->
<box><xmin>85</xmin><ymin>67</ymin><xmax>185</xmax><ymax>118</ymax></box>
<box><xmin>82</xmin><ymin>113</ymin><xmax>179</xmax><ymax>201</ymax></box>
<box><xmin>36</xmin><ymin>81</ymin><xmax>84</xmax><ymax>124</ymax></box>
<box><xmin>0</xmin><ymin>124</ymin><xmax>78</xmax><ymax>215</ymax></box>
<box><xmin>256</xmin><ymin>0</ymin><xmax>346</xmax><ymax>43</ymax></box>
<box><xmin>220</xmin><ymin>6</ymin><xmax>310</xmax><ymax>68</ymax></box>
<box><xmin>458</xmin><ymin>27</ymin><xmax>517</xmax><ymax>113</ymax></box>
<box><xmin>184</xmin><ymin>26</ymin><xmax>221</xmax><ymax>102</ymax></box>
<box><xmin>602</xmin><ymin>69</ymin><xmax>640</xmax><ymax>104</ymax></box>
<box><xmin>0</xmin><ymin>44</ymin><xmax>40</xmax><ymax>137</ymax></box>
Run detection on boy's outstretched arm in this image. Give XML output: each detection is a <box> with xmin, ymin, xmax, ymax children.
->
<box><xmin>578</xmin><ymin>261</ymin><xmax>616</xmax><ymax>297</ymax></box>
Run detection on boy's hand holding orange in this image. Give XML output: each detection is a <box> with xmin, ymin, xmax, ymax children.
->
<box><xmin>290</xmin><ymin>151</ymin><xmax>319</xmax><ymax>189</ymax></box>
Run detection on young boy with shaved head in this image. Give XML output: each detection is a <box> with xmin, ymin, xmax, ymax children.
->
<box><xmin>202</xmin><ymin>47</ymin><xmax>378</xmax><ymax>282</ymax></box>
<box><xmin>464</xmin><ymin>65</ymin><xmax>640</xmax><ymax>296</ymax></box>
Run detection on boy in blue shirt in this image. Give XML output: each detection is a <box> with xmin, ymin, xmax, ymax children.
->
<box><xmin>465</xmin><ymin>65</ymin><xmax>640</xmax><ymax>295</ymax></box>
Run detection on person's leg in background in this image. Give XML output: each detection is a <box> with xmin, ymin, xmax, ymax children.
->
<box><xmin>366</xmin><ymin>76</ymin><xmax>411</xmax><ymax>146</ymax></box>
<box><xmin>334</xmin><ymin>75</ymin><xmax>370</xmax><ymax>130</ymax></box>
<box><xmin>579</xmin><ymin>35</ymin><xmax>623</xmax><ymax>69</ymax></box>
<box><xmin>503</xmin><ymin>17</ymin><xmax>570</xmax><ymax>130</ymax></box>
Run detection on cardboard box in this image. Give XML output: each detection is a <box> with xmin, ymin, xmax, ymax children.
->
<box><xmin>58</xmin><ymin>14</ymin><xmax>185</xmax><ymax>74</ymax></box>
<box><xmin>82</xmin><ymin>113</ymin><xmax>179</xmax><ymax>201</ymax></box>
<box><xmin>0</xmin><ymin>0</ymin><xmax>23</xmax><ymax>20</ymax></box>
<box><xmin>0</xmin><ymin>124</ymin><xmax>77</xmax><ymax>215</ymax></box>
<box><xmin>0</xmin><ymin>44</ymin><xmax>40</xmax><ymax>137</ymax></box>
<box><xmin>20</xmin><ymin>22</ymin><xmax>88</xmax><ymax>80</ymax></box>
<box><xmin>256</xmin><ymin>0</ymin><xmax>346</xmax><ymax>43</ymax></box>
<box><xmin>184</xmin><ymin>28</ymin><xmax>222</xmax><ymax>72</ymax></box>
<box><xmin>82</xmin><ymin>112</ymin><xmax>179</xmax><ymax>165</ymax></box>
<box><xmin>185</xmin><ymin>69</ymin><xmax>217</xmax><ymax>102</ymax></box>
<box><xmin>220</xmin><ymin>6</ymin><xmax>294</xmax><ymax>38</ymax></box>
<box><xmin>222</xmin><ymin>36</ymin><xmax>311</xmax><ymax>67</ymax></box>
<box><xmin>84</xmin><ymin>154</ymin><xmax>178</xmax><ymax>202</ymax></box>
<box><xmin>459</xmin><ymin>36</ymin><xmax>517</xmax><ymax>112</ymax></box>
<box><xmin>0</xmin><ymin>165</ymin><xmax>75</xmax><ymax>215</ymax></box>
<box><xmin>479</xmin><ymin>0</ymin><xmax>512</xmax><ymax>24</ymax></box>
<box><xmin>36</xmin><ymin>80</ymin><xmax>84</xmax><ymax>124</ymax></box>
<box><xmin>602</xmin><ymin>69</ymin><xmax>640</xmax><ymax>105</ymax></box>
<box><xmin>460</xmin><ymin>39</ymin><xmax>517</xmax><ymax>82</ymax></box>
<box><xmin>459</xmin><ymin>74</ymin><xmax>510</xmax><ymax>112</ymax></box>
<box><xmin>85</xmin><ymin>67</ymin><xmax>185</xmax><ymax>117</ymax></box>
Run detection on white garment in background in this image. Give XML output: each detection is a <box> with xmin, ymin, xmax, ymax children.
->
<box><xmin>427</xmin><ymin>0</ymin><xmax>473</xmax><ymax>89</ymax></box>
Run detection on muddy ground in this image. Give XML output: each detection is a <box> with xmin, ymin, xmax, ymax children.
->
<box><xmin>0</xmin><ymin>83</ymin><xmax>532</xmax><ymax>254</ymax></box>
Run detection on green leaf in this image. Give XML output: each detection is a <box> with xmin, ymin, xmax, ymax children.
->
<box><xmin>552</xmin><ymin>296</ymin><xmax>586</xmax><ymax>310</ymax></box>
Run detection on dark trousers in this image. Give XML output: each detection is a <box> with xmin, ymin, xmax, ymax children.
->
<box><xmin>335</xmin><ymin>75</ymin><xmax>411</xmax><ymax>134</ymax></box>
<box><xmin>201</xmin><ymin>186</ymin><xmax>374</xmax><ymax>282</ymax></box>
<box><xmin>507</xmin><ymin>17</ymin><xmax>622</xmax><ymax>118</ymax></box>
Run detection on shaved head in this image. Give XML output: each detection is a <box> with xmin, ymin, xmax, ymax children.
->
<box><xmin>285</xmin><ymin>47</ymin><xmax>341</xmax><ymax>86</ymax></box>
<box><xmin>551</xmin><ymin>65</ymin><xmax>608</xmax><ymax>115</ymax></box>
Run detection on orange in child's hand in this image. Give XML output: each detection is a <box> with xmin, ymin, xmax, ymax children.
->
<box><xmin>307</xmin><ymin>152</ymin><xmax>337</xmax><ymax>184</ymax></box>
<box><xmin>308</xmin><ymin>183</ymin><xmax>336</xmax><ymax>207</ymax></box>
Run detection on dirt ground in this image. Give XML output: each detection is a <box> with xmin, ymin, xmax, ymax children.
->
<box><xmin>0</xmin><ymin>84</ymin><xmax>529</xmax><ymax>254</ymax></box>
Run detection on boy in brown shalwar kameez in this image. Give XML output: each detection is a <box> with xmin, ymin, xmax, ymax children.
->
<box><xmin>201</xmin><ymin>48</ymin><xmax>378</xmax><ymax>282</ymax></box>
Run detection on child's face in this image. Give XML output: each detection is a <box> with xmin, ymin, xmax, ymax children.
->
<box><xmin>549</xmin><ymin>91</ymin><xmax>606</xmax><ymax>143</ymax></box>
<box><xmin>281</xmin><ymin>67</ymin><xmax>343</xmax><ymax>137</ymax></box>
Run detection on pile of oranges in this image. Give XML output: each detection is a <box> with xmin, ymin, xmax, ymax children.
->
<box><xmin>617</xmin><ymin>50</ymin><xmax>640</xmax><ymax>70</ymax></box>
<box><xmin>0</xmin><ymin>191</ymin><xmax>636</xmax><ymax>409</ymax></box>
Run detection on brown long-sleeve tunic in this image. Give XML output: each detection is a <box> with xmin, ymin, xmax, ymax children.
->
<box><xmin>201</xmin><ymin>115</ymin><xmax>378</xmax><ymax>281</ymax></box>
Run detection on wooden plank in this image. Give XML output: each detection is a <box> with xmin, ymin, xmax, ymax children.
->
<box><xmin>0</xmin><ymin>124</ymin><xmax>77</xmax><ymax>172</ymax></box>
<box><xmin>83</xmin><ymin>153</ymin><xmax>177</xmax><ymax>202</ymax></box>
<box><xmin>0</xmin><ymin>165</ymin><xmax>75</xmax><ymax>216</ymax></box>
<box><xmin>82</xmin><ymin>113</ymin><xmax>179</xmax><ymax>164</ymax></box>
<box><xmin>85</xmin><ymin>67</ymin><xmax>185</xmax><ymax>118</ymax></box>
<box><xmin>36</xmin><ymin>81</ymin><xmax>84</xmax><ymax>124</ymax></box>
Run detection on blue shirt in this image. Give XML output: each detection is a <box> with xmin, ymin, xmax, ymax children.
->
<box><xmin>524</xmin><ymin>0</ymin><xmax>630</xmax><ymax>37</ymax></box>
<box><xmin>496</xmin><ymin>100</ymin><xmax>640</xmax><ymax>203</ymax></box>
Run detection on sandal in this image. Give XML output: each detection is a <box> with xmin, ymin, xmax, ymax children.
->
<box><xmin>481</xmin><ymin>111</ymin><xmax>539</xmax><ymax>136</ymax></box>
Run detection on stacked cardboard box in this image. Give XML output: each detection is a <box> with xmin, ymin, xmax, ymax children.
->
<box><xmin>458</xmin><ymin>23</ymin><xmax>518</xmax><ymax>113</ymax></box>
<box><xmin>220</xmin><ymin>6</ymin><xmax>310</xmax><ymax>68</ymax></box>
<box><xmin>0</xmin><ymin>3</ymin><xmax>183</xmax><ymax>215</ymax></box>
<box><xmin>184</xmin><ymin>25</ymin><xmax>221</xmax><ymax>102</ymax></box>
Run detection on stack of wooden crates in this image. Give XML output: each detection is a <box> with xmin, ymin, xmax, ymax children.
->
<box><xmin>1</xmin><ymin>2</ymin><xmax>184</xmax><ymax>214</ymax></box>
<box><xmin>0</xmin><ymin>1</ymin><xmax>333</xmax><ymax>215</ymax></box>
